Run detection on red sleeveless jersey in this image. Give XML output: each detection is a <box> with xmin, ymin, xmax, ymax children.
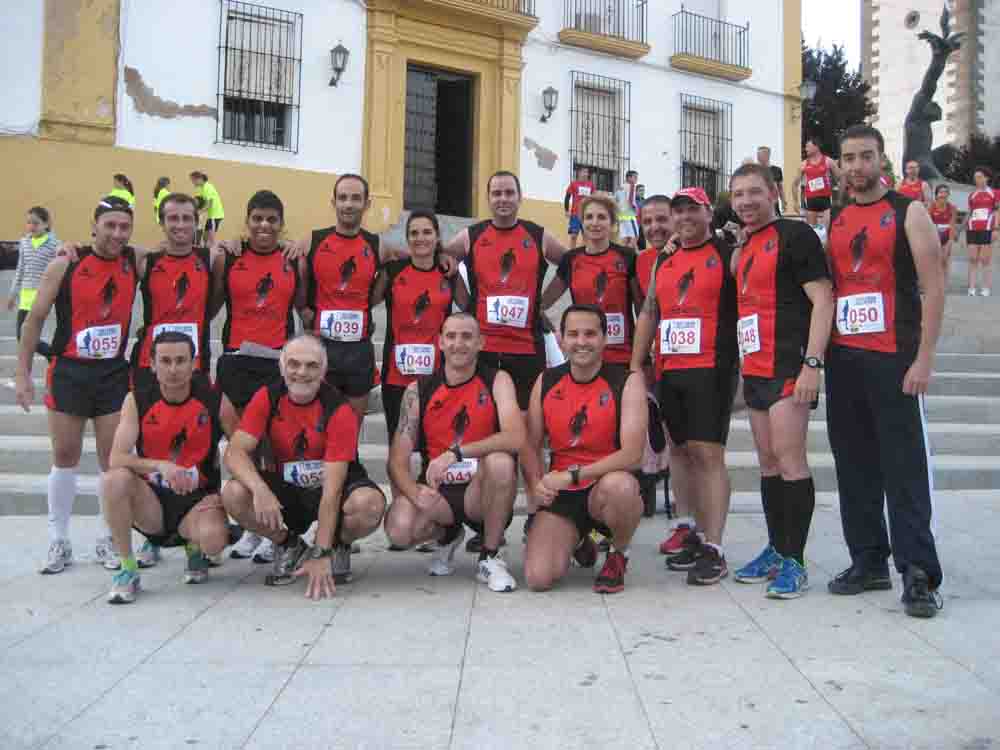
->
<box><xmin>417</xmin><ymin>366</ymin><xmax>500</xmax><ymax>463</ymax></box>
<box><xmin>382</xmin><ymin>259</ymin><xmax>454</xmax><ymax>388</ymax></box>
<box><xmin>802</xmin><ymin>156</ymin><xmax>833</xmax><ymax>199</ymax></box>
<box><xmin>928</xmin><ymin>202</ymin><xmax>955</xmax><ymax>241</ymax></box>
<box><xmin>222</xmin><ymin>248</ymin><xmax>298</xmax><ymax>351</ymax></box>
<box><xmin>135</xmin><ymin>378</ymin><xmax>222</xmax><ymax>490</ymax></box>
<box><xmin>466</xmin><ymin>220</ymin><xmax>546</xmax><ymax>355</ymax></box>
<box><xmin>556</xmin><ymin>244</ymin><xmax>635</xmax><ymax>364</ymax></box>
<box><xmin>307</xmin><ymin>227</ymin><xmax>381</xmax><ymax>342</ymax></box>
<box><xmin>967</xmin><ymin>189</ymin><xmax>998</xmax><ymax>231</ymax></box>
<box><xmin>828</xmin><ymin>192</ymin><xmax>921</xmax><ymax>356</ymax></box>
<box><xmin>134</xmin><ymin>249</ymin><xmax>212</xmax><ymax>371</ymax></box>
<box><xmin>51</xmin><ymin>247</ymin><xmax>138</xmax><ymax>361</ymax></box>
<box><xmin>652</xmin><ymin>238</ymin><xmax>737</xmax><ymax>373</ymax></box>
<box><xmin>898</xmin><ymin>179</ymin><xmax>926</xmax><ymax>203</ymax></box>
<box><xmin>736</xmin><ymin>220</ymin><xmax>829</xmax><ymax>378</ymax></box>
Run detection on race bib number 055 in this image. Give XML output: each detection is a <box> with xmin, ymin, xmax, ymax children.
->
<box><xmin>76</xmin><ymin>324</ymin><xmax>122</xmax><ymax>359</ymax></box>
<box><xmin>283</xmin><ymin>460</ymin><xmax>324</xmax><ymax>488</ymax></box>
<box><xmin>442</xmin><ymin>459</ymin><xmax>479</xmax><ymax>485</ymax></box>
<box><xmin>319</xmin><ymin>310</ymin><xmax>363</xmax><ymax>342</ymax></box>
<box><xmin>836</xmin><ymin>293</ymin><xmax>886</xmax><ymax>336</ymax></box>
<box><xmin>660</xmin><ymin>318</ymin><xmax>701</xmax><ymax>355</ymax></box>
<box><xmin>738</xmin><ymin>314</ymin><xmax>761</xmax><ymax>358</ymax></box>
<box><xmin>486</xmin><ymin>296</ymin><xmax>528</xmax><ymax>328</ymax></box>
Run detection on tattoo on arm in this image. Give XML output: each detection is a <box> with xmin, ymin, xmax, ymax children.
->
<box><xmin>396</xmin><ymin>387</ymin><xmax>419</xmax><ymax>443</ymax></box>
<box><xmin>642</xmin><ymin>284</ymin><xmax>659</xmax><ymax>317</ymax></box>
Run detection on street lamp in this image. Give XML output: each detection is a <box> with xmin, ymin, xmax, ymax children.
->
<box><xmin>540</xmin><ymin>86</ymin><xmax>558</xmax><ymax>123</ymax></box>
<box><xmin>792</xmin><ymin>76</ymin><xmax>817</xmax><ymax>118</ymax></box>
<box><xmin>330</xmin><ymin>44</ymin><xmax>349</xmax><ymax>87</ymax></box>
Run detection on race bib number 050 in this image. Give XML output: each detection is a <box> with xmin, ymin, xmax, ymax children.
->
<box><xmin>76</xmin><ymin>324</ymin><xmax>122</xmax><ymax>359</ymax></box>
<box><xmin>283</xmin><ymin>460</ymin><xmax>324</xmax><ymax>488</ymax></box>
<box><xmin>442</xmin><ymin>459</ymin><xmax>479</xmax><ymax>485</ymax></box>
<box><xmin>486</xmin><ymin>296</ymin><xmax>528</xmax><ymax>328</ymax></box>
<box><xmin>738</xmin><ymin>314</ymin><xmax>761</xmax><ymax>358</ymax></box>
<box><xmin>153</xmin><ymin>322</ymin><xmax>199</xmax><ymax>356</ymax></box>
<box><xmin>836</xmin><ymin>293</ymin><xmax>886</xmax><ymax>336</ymax></box>
<box><xmin>660</xmin><ymin>318</ymin><xmax>701</xmax><ymax>355</ymax></box>
<box><xmin>395</xmin><ymin>344</ymin><xmax>435</xmax><ymax>376</ymax></box>
<box><xmin>319</xmin><ymin>310</ymin><xmax>363</xmax><ymax>342</ymax></box>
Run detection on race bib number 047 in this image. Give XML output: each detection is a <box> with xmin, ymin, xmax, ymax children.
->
<box><xmin>76</xmin><ymin>324</ymin><xmax>122</xmax><ymax>359</ymax></box>
<box><xmin>486</xmin><ymin>296</ymin><xmax>528</xmax><ymax>328</ymax></box>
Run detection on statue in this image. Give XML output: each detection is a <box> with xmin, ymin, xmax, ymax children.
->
<box><xmin>903</xmin><ymin>5</ymin><xmax>964</xmax><ymax>180</ymax></box>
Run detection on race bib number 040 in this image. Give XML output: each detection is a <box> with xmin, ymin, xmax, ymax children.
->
<box><xmin>153</xmin><ymin>322</ymin><xmax>199</xmax><ymax>356</ymax></box>
<box><xmin>76</xmin><ymin>324</ymin><xmax>122</xmax><ymax>359</ymax></box>
<box><xmin>442</xmin><ymin>459</ymin><xmax>479</xmax><ymax>485</ymax></box>
<box><xmin>836</xmin><ymin>293</ymin><xmax>886</xmax><ymax>336</ymax></box>
<box><xmin>319</xmin><ymin>310</ymin><xmax>364</xmax><ymax>342</ymax></box>
<box><xmin>486</xmin><ymin>296</ymin><xmax>528</xmax><ymax>328</ymax></box>
<box><xmin>283</xmin><ymin>460</ymin><xmax>324</xmax><ymax>488</ymax></box>
<box><xmin>660</xmin><ymin>318</ymin><xmax>701</xmax><ymax>355</ymax></box>
<box><xmin>395</xmin><ymin>344</ymin><xmax>435</xmax><ymax>376</ymax></box>
<box><xmin>738</xmin><ymin>314</ymin><xmax>761</xmax><ymax>358</ymax></box>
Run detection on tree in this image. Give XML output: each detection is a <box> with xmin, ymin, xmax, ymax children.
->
<box><xmin>939</xmin><ymin>133</ymin><xmax>1000</xmax><ymax>184</ymax></box>
<box><xmin>801</xmin><ymin>44</ymin><xmax>876</xmax><ymax>158</ymax></box>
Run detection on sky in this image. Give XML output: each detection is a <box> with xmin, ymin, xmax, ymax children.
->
<box><xmin>802</xmin><ymin>0</ymin><xmax>861</xmax><ymax>69</ymax></box>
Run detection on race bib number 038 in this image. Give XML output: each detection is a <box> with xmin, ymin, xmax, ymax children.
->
<box><xmin>153</xmin><ymin>322</ymin><xmax>199</xmax><ymax>356</ymax></box>
<box><xmin>836</xmin><ymin>293</ymin><xmax>886</xmax><ymax>336</ymax></box>
<box><xmin>319</xmin><ymin>310</ymin><xmax>364</xmax><ymax>342</ymax></box>
<box><xmin>442</xmin><ymin>458</ymin><xmax>479</xmax><ymax>485</ymax></box>
<box><xmin>395</xmin><ymin>344</ymin><xmax>435</xmax><ymax>376</ymax></box>
<box><xmin>659</xmin><ymin>318</ymin><xmax>701</xmax><ymax>355</ymax></box>
<box><xmin>486</xmin><ymin>296</ymin><xmax>528</xmax><ymax>328</ymax></box>
<box><xmin>606</xmin><ymin>313</ymin><xmax>625</xmax><ymax>345</ymax></box>
<box><xmin>283</xmin><ymin>460</ymin><xmax>324</xmax><ymax>488</ymax></box>
<box><xmin>76</xmin><ymin>324</ymin><xmax>122</xmax><ymax>359</ymax></box>
<box><xmin>738</xmin><ymin>314</ymin><xmax>761</xmax><ymax>358</ymax></box>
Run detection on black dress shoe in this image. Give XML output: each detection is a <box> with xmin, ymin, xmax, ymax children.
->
<box><xmin>901</xmin><ymin>566</ymin><xmax>942</xmax><ymax>618</ymax></box>
<box><xmin>827</xmin><ymin>561</ymin><xmax>892</xmax><ymax>595</ymax></box>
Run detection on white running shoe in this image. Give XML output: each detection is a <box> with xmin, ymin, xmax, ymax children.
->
<box><xmin>206</xmin><ymin>552</ymin><xmax>224</xmax><ymax>567</ymax></box>
<box><xmin>40</xmin><ymin>539</ymin><xmax>73</xmax><ymax>575</ymax></box>
<box><xmin>252</xmin><ymin>538</ymin><xmax>275</xmax><ymax>564</ymax></box>
<box><xmin>969</xmin><ymin>288</ymin><xmax>978</xmax><ymax>296</ymax></box>
<box><xmin>95</xmin><ymin>537</ymin><xmax>121</xmax><ymax>570</ymax></box>
<box><xmin>981</xmin><ymin>288</ymin><xmax>992</xmax><ymax>297</ymax></box>
<box><xmin>231</xmin><ymin>530</ymin><xmax>262</xmax><ymax>559</ymax></box>
<box><xmin>428</xmin><ymin>527</ymin><xmax>466</xmax><ymax>577</ymax></box>
<box><xmin>136</xmin><ymin>539</ymin><xmax>161</xmax><ymax>569</ymax></box>
<box><xmin>107</xmin><ymin>568</ymin><xmax>141</xmax><ymax>604</ymax></box>
<box><xmin>476</xmin><ymin>553</ymin><xmax>518</xmax><ymax>592</ymax></box>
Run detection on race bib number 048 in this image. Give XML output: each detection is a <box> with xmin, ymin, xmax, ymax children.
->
<box><xmin>836</xmin><ymin>293</ymin><xmax>886</xmax><ymax>336</ymax></box>
<box><xmin>319</xmin><ymin>310</ymin><xmax>364</xmax><ymax>342</ymax></box>
<box><xmin>660</xmin><ymin>318</ymin><xmax>701</xmax><ymax>355</ymax></box>
<box><xmin>395</xmin><ymin>344</ymin><xmax>435</xmax><ymax>376</ymax></box>
<box><xmin>76</xmin><ymin>324</ymin><xmax>122</xmax><ymax>359</ymax></box>
<box><xmin>442</xmin><ymin>459</ymin><xmax>479</xmax><ymax>485</ymax></box>
<box><xmin>283</xmin><ymin>460</ymin><xmax>324</xmax><ymax>488</ymax></box>
<box><xmin>486</xmin><ymin>296</ymin><xmax>528</xmax><ymax>328</ymax></box>
<box><xmin>738</xmin><ymin>314</ymin><xmax>761</xmax><ymax>358</ymax></box>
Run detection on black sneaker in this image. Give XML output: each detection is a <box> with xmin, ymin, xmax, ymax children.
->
<box><xmin>687</xmin><ymin>545</ymin><xmax>728</xmax><ymax>585</ymax></box>
<box><xmin>572</xmin><ymin>535</ymin><xmax>598</xmax><ymax>568</ymax></box>
<box><xmin>901</xmin><ymin>566</ymin><xmax>942</xmax><ymax>619</ymax></box>
<box><xmin>666</xmin><ymin>533</ymin><xmax>703</xmax><ymax>571</ymax></box>
<box><xmin>827</xmin><ymin>562</ymin><xmax>892</xmax><ymax>595</ymax></box>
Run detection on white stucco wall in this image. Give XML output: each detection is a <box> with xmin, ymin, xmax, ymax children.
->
<box><xmin>519</xmin><ymin>0</ymin><xmax>787</xmax><ymax>203</ymax></box>
<box><xmin>2</xmin><ymin>2</ymin><xmax>44</xmax><ymax>136</ymax></box>
<box><xmin>982</xmin><ymin>0</ymin><xmax>1000</xmax><ymax>139</ymax></box>
<box><xmin>116</xmin><ymin>0</ymin><xmax>366</xmax><ymax>174</ymax></box>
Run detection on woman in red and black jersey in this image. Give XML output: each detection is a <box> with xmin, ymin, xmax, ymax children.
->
<box><xmin>928</xmin><ymin>184</ymin><xmax>958</xmax><ymax>278</ymax></box>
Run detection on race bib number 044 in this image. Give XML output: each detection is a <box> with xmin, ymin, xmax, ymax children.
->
<box><xmin>319</xmin><ymin>310</ymin><xmax>364</xmax><ymax>342</ymax></box>
<box><xmin>486</xmin><ymin>296</ymin><xmax>528</xmax><ymax>328</ymax></box>
<box><xmin>836</xmin><ymin>293</ymin><xmax>886</xmax><ymax>336</ymax></box>
<box><xmin>660</xmin><ymin>318</ymin><xmax>701</xmax><ymax>355</ymax></box>
<box><xmin>442</xmin><ymin>459</ymin><xmax>479</xmax><ymax>485</ymax></box>
<box><xmin>76</xmin><ymin>324</ymin><xmax>122</xmax><ymax>359</ymax></box>
<box><xmin>738</xmin><ymin>314</ymin><xmax>761</xmax><ymax>358</ymax></box>
<box><xmin>283</xmin><ymin>460</ymin><xmax>324</xmax><ymax>488</ymax></box>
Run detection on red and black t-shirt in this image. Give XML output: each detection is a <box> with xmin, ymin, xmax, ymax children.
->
<box><xmin>222</xmin><ymin>248</ymin><xmax>298</xmax><ymax>351</ymax></box>
<box><xmin>466</xmin><ymin>220</ymin><xmax>547</xmax><ymax>355</ymax></box>
<box><xmin>417</xmin><ymin>365</ymin><xmax>500</xmax><ymax>464</ymax></box>
<box><xmin>133</xmin><ymin>249</ymin><xmax>212</xmax><ymax>371</ymax></box>
<box><xmin>541</xmin><ymin>362</ymin><xmax>627</xmax><ymax>490</ymax></box>
<box><xmin>307</xmin><ymin>227</ymin><xmax>381</xmax><ymax>342</ymax></box>
<box><xmin>928</xmin><ymin>202</ymin><xmax>956</xmax><ymax>241</ymax></box>
<box><xmin>652</xmin><ymin>237</ymin><xmax>737</xmax><ymax>373</ymax></box>
<box><xmin>239</xmin><ymin>383</ymin><xmax>359</xmax><ymax>466</ymax></box>
<box><xmin>556</xmin><ymin>244</ymin><xmax>635</xmax><ymax>364</ymax></box>
<box><xmin>382</xmin><ymin>258</ymin><xmax>454</xmax><ymax>388</ymax></box>
<box><xmin>135</xmin><ymin>378</ymin><xmax>222</xmax><ymax>491</ymax></box>
<box><xmin>828</xmin><ymin>191</ymin><xmax>921</xmax><ymax>356</ymax></box>
<box><xmin>51</xmin><ymin>247</ymin><xmax>138</xmax><ymax>361</ymax></box>
<box><xmin>635</xmin><ymin>248</ymin><xmax>659</xmax><ymax>300</ymax></box>
<box><xmin>736</xmin><ymin>220</ymin><xmax>829</xmax><ymax>378</ymax></box>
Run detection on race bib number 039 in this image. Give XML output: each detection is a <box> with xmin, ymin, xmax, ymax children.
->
<box><xmin>395</xmin><ymin>344</ymin><xmax>435</xmax><ymax>376</ymax></box>
<box><xmin>738</xmin><ymin>314</ymin><xmax>761</xmax><ymax>358</ymax></box>
<box><xmin>319</xmin><ymin>310</ymin><xmax>364</xmax><ymax>342</ymax></box>
<box><xmin>836</xmin><ymin>293</ymin><xmax>886</xmax><ymax>336</ymax></box>
<box><xmin>283</xmin><ymin>460</ymin><xmax>324</xmax><ymax>488</ymax></box>
<box><xmin>486</xmin><ymin>296</ymin><xmax>528</xmax><ymax>328</ymax></box>
<box><xmin>659</xmin><ymin>318</ymin><xmax>701</xmax><ymax>355</ymax></box>
<box><xmin>153</xmin><ymin>322</ymin><xmax>199</xmax><ymax>356</ymax></box>
<box><xmin>76</xmin><ymin>324</ymin><xmax>122</xmax><ymax>359</ymax></box>
<box><xmin>606</xmin><ymin>313</ymin><xmax>625</xmax><ymax>345</ymax></box>
<box><xmin>442</xmin><ymin>459</ymin><xmax>479</xmax><ymax>485</ymax></box>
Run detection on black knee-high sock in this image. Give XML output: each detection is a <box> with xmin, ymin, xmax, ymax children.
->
<box><xmin>760</xmin><ymin>475</ymin><xmax>783</xmax><ymax>550</ymax></box>
<box><xmin>782</xmin><ymin>477</ymin><xmax>815</xmax><ymax>564</ymax></box>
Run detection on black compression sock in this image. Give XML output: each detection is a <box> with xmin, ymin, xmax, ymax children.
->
<box><xmin>760</xmin><ymin>475</ymin><xmax>783</xmax><ymax>551</ymax></box>
<box><xmin>479</xmin><ymin>547</ymin><xmax>498</xmax><ymax>562</ymax></box>
<box><xmin>782</xmin><ymin>477</ymin><xmax>816</xmax><ymax>564</ymax></box>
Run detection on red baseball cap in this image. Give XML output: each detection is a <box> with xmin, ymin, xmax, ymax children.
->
<box><xmin>671</xmin><ymin>187</ymin><xmax>712</xmax><ymax>207</ymax></box>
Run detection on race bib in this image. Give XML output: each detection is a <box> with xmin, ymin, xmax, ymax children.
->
<box><xmin>578</xmin><ymin>186</ymin><xmax>592</xmax><ymax>197</ymax></box>
<box><xmin>442</xmin><ymin>458</ymin><xmax>479</xmax><ymax>485</ymax></box>
<box><xmin>149</xmin><ymin>465</ymin><xmax>199</xmax><ymax>490</ymax></box>
<box><xmin>935</xmin><ymin>224</ymin><xmax>951</xmax><ymax>234</ymax></box>
<box><xmin>738</xmin><ymin>315</ymin><xmax>761</xmax><ymax>358</ymax></box>
<box><xmin>486</xmin><ymin>295</ymin><xmax>529</xmax><ymax>328</ymax></box>
<box><xmin>807</xmin><ymin>176</ymin><xmax>826</xmax><ymax>192</ymax></box>
<box><xmin>836</xmin><ymin>293</ymin><xmax>886</xmax><ymax>336</ymax></box>
<box><xmin>659</xmin><ymin>318</ymin><xmax>702</xmax><ymax>355</ymax></box>
<box><xmin>319</xmin><ymin>309</ymin><xmax>364</xmax><ymax>342</ymax></box>
<box><xmin>283</xmin><ymin>460</ymin><xmax>324</xmax><ymax>488</ymax></box>
<box><xmin>76</xmin><ymin>324</ymin><xmax>122</xmax><ymax>359</ymax></box>
<box><xmin>971</xmin><ymin>208</ymin><xmax>991</xmax><ymax>224</ymax></box>
<box><xmin>153</xmin><ymin>322</ymin><xmax>199</xmax><ymax>356</ymax></box>
<box><xmin>395</xmin><ymin>344</ymin><xmax>435</xmax><ymax>376</ymax></box>
<box><xmin>606</xmin><ymin>313</ymin><xmax>625</xmax><ymax>345</ymax></box>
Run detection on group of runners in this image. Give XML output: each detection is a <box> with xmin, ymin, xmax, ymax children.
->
<box><xmin>12</xmin><ymin>124</ymin><xmax>945</xmax><ymax>618</ymax></box>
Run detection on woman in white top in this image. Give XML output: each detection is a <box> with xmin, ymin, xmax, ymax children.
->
<box><xmin>7</xmin><ymin>206</ymin><xmax>60</xmax><ymax>358</ymax></box>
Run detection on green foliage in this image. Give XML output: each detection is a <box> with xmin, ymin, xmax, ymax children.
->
<box><xmin>801</xmin><ymin>44</ymin><xmax>876</xmax><ymax>158</ymax></box>
<box><xmin>938</xmin><ymin>133</ymin><xmax>1000</xmax><ymax>184</ymax></box>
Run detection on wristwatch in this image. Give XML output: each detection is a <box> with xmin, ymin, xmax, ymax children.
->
<box><xmin>803</xmin><ymin>356</ymin><xmax>824</xmax><ymax>370</ymax></box>
<box><xmin>450</xmin><ymin>444</ymin><xmax>464</xmax><ymax>463</ymax></box>
<box><xmin>307</xmin><ymin>545</ymin><xmax>333</xmax><ymax>560</ymax></box>
<box><xmin>568</xmin><ymin>465</ymin><xmax>581</xmax><ymax>485</ymax></box>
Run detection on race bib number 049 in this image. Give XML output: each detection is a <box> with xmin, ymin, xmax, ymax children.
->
<box><xmin>153</xmin><ymin>322</ymin><xmax>199</xmax><ymax>356</ymax></box>
<box><xmin>606</xmin><ymin>313</ymin><xmax>625</xmax><ymax>345</ymax></box>
<box><xmin>319</xmin><ymin>310</ymin><xmax>364</xmax><ymax>342</ymax></box>
<box><xmin>76</xmin><ymin>324</ymin><xmax>122</xmax><ymax>359</ymax></box>
<box><xmin>836</xmin><ymin>293</ymin><xmax>886</xmax><ymax>336</ymax></box>
<box><xmin>738</xmin><ymin>314</ymin><xmax>761</xmax><ymax>358</ymax></box>
<box><xmin>395</xmin><ymin>344</ymin><xmax>435</xmax><ymax>376</ymax></box>
<box><xmin>486</xmin><ymin>296</ymin><xmax>528</xmax><ymax>328</ymax></box>
<box><xmin>283</xmin><ymin>460</ymin><xmax>324</xmax><ymax>488</ymax></box>
<box><xmin>442</xmin><ymin>459</ymin><xmax>479</xmax><ymax>485</ymax></box>
<box><xmin>660</xmin><ymin>318</ymin><xmax>701</xmax><ymax>355</ymax></box>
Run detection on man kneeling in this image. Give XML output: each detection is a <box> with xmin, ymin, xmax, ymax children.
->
<box><xmin>104</xmin><ymin>331</ymin><xmax>238</xmax><ymax>603</ymax></box>
<box><xmin>384</xmin><ymin>313</ymin><xmax>524</xmax><ymax>592</ymax></box>
<box><xmin>223</xmin><ymin>334</ymin><xmax>386</xmax><ymax>600</ymax></box>
<box><xmin>523</xmin><ymin>305</ymin><xmax>647</xmax><ymax>593</ymax></box>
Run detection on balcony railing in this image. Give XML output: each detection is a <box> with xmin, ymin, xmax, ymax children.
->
<box><xmin>478</xmin><ymin>0</ymin><xmax>535</xmax><ymax>14</ymax></box>
<box><xmin>671</xmin><ymin>7</ymin><xmax>751</xmax><ymax>80</ymax></box>
<box><xmin>559</xmin><ymin>0</ymin><xmax>650</xmax><ymax>58</ymax></box>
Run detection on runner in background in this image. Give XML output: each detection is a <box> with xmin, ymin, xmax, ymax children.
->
<box><xmin>966</xmin><ymin>167</ymin><xmax>997</xmax><ymax>297</ymax></box>
<box><xmin>928</xmin><ymin>184</ymin><xmax>958</xmax><ymax>280</ymax></box>
<box><xmin>564</xmin><ymin>166</ymin><xmax>595</xmax><ymax>249</ymax></box>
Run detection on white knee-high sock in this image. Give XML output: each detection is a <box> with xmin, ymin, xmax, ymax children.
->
<box><xmin>95</xmin><ymin>471</ymin><xmax>112</xmax><ymax>539</ymax></box>
<box><xmin>47</xmin><ymin>466</ymin><xmax>77</xmax><ymax>542</ymax></box>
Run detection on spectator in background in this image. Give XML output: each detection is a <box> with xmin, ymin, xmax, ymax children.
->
<box><xmin>152</xmin><ymin>177</ymin><xmax>171</xmax><ymax>225</ymax></box>
<box><xmin>757</xmin><ymin>146</ymin><xmax>786</xmax><ymax>215</ymax></box>
<box><xmin>7</xmin><ymin>206</ymin><xmax>59</xmax><ymax>358</ymax></box>
<box><xmin>109</xmin><ymin>174</ymin><xmax>136</xmax><ymax>208</ymax></box>
<box><xmin>564</xmin><ymin>166</ymin><xmax>595</xmax><ymax>249</ymax></box>
<box><xmin>615</xmin><ymin>170</ymin><xmax>640</xmax><ymax>249</ymax></box>
<box><xmin>190</xmin><ymin>171</ymin><xmax>225</xmax><ymax>248</ymax></box>
<box><xmin>635</xmin><ymin>184</ymin><xmax>647</xmax><ymax>250</ymax></box>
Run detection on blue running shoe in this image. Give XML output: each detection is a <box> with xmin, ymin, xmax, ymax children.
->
<box><xmin>766</xmin><ymin>557</ymin><xmax>809</xmax><ymax>599</ymax></box>
<box><xmin>107</xmin><ymin>568</ymin><xmax>141</xmax><ymax>604</ymax></box>
<box><xmin>734</xmin><ymin>544</ymin><xmax>782</xmax><ymax>583</ymax></box>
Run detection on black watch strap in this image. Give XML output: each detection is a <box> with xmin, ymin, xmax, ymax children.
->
<box><xmin>569</xmin><ymin>466</ymin><xmax>581</xmax><ymax>485</ymax></box>
<box><xmin>804</xmin><ymin>356</ymin><xmax>824</xmax><ymax>370</ymax></box>
<box><xmin>451</xmin><ymin>444</ymin><xmax>463</xmax><ymax>463</ymax></box>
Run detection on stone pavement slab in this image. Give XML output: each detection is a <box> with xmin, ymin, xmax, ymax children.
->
<box><xmin>1</xmin><ymin>492</ymin><xmax>999</xmax><ymax>750</ymax></box>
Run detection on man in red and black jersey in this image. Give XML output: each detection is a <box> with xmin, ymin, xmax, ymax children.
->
<box><xmin>897</xmin><ymin>160</ymin><xmax>932</xmax><ymax>206</ymax></box>
<box><xmin>728</xmin><ymin>163</ymin><xmax>834</xmax><ymax>600</ymax></box>
<box><xmin>564</xmin><ymin>166</ymin><xmax>595</xmax><ymax>249</ymax></box>
<box><xmin>223</xmin><ymin>334</ymin><xmax>386</xmax><ymax>599</ymax></box>
<box><xmin>825</xmin><ymin>125</ymin><xmax>945</xmax><ymax>618</ymax></box>
<box><xmin>385</xmin><ymin>313</ymin><xmax>524</xmax><ymax>592</ymax></box>
<box><xmin>631</xmin><ymin>187</ymin><xmax>738</xmax><ymax>586</ymax></box>
<box><xmin>102</xmin><ymin>331</ymin><xmax>238</xmax><ymax>603</ymax></box>
<box><xmin>212</xmin><ymin>190</ymin><xmax>308</xmax><ymax>411</ymax></box>
<box><xmin>522</xmin><ymin>305</ymin><xmax>647</xmax><ymax>594</ymax></box>
<box><xmin>16</xmin><ymin>196</ymin><xmax>140</xmax><ymax>574</ymax></box>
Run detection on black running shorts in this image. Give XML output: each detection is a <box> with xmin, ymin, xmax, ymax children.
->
<box><xmin>539</xmin><ymin>486</ymin><xmax>610</xmax><ymax>540</ymax></box>
<box><xmin>478</xmin><ymin>349</ymin><xmax>545</xmax><ymax>411</ymax></box>
<box><xmin>45</xmin><ymin>356</ymin><xmax>130</xmax><ymax>418</ymax></box>
<box><xmin>805</xmin><ymin>196</ymin><xmax>832</xmax><ymax>212</ymax></box>
<box><xmin>657</xmin><ymin>366</ymin><xmax>738</xmax><ymax>446</ymax></box>
<box><xmin>381</xmin><ymin>383</ymin><xmax>406</xmax><ymax>440</ymax></box>
<box><xmin>138</xmin><ymin>484</ymin><xmax>213</xmax><ymax>547</ymax></box>
<box><xmin>320</xmin><ymin>338</ymin><xmax>376</xmax><ymax>399</ymax></box>
<box><xmin>216</xmin><ymin>353</ymin><xmax>282</xmax><ymax>410</ymax></box>
<box><xmin>743</xmin><ymin>375</ymin><xmax>818</xmax><ymax>411</ymax></box>
<box><xmin>131</xmin><ymin>366</ymin><xmax>213</xmax><ymax>396</ymax></box>
<box><xmin>967</xmin><ymin>230</ymin><xmax>993</xmax><ymax>246</ymax></box>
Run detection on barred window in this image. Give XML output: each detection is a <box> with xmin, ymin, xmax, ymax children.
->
<box><xmin>679</xmin><ymin>93</ymin><xmax>733</xmax><ymax>201</ymax></box>
<box><xmin>217</xmin><ymin>1</ymin><xmax>303</xmax><ymax>153</ymax></box>
<box><xmin>569</xmin><ymin>72</ymin><xmax>631</xmax><ymax>193</ymax></box>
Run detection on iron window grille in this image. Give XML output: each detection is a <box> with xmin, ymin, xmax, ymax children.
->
<box><xmin>672</xmin><ymin>7</ymin><xmax>750</xmax><ymax>70</ymax></box>
<box><xmin>679</xmin><ymin>93</ymin><xmax>732</xmax><ymax>201</ymax></box>
<box><xmin>569</xmin><ymin>71</ymin><xmax>631</xmax><ymax>193</ymax></box>
<box><xmin>217</xmin><ymin>1</ymin><xmax>303</xmax><ymax>153</ymax></box>
<box><xmin>563</xmin><ymin>0</ymin><xmax>648</xmax><ymax>45</ymax></box>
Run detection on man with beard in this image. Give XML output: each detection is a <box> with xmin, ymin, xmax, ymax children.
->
<box><xmin>825</xmin><ymin>125</ymin><xmax>945</xmax><ymax>618</ymax></box>
<box><xmin>630</xmin><ymin>187</ymin><xmax>738</xmax><ymax>585</ymax></box>
<box><xmin>384</xmin><ymin>313</ymin><xmax>523</xmax><ymax>591</ymax></box>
